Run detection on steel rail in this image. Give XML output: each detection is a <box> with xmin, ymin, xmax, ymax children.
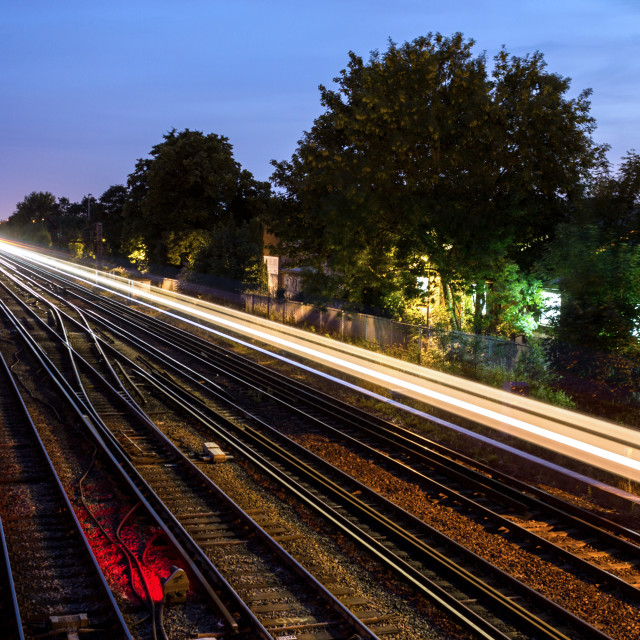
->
<box><xmin>0</xmin><ymin>339</ymin><xmax>133</xmax><ymax>640</ymax></box>
<box><xmin>4</xmin><ymin>250</ymin><xmax>640</xmax><ymax>463</ymax></box>
<box><xmin>6</xmin><ymin>262</ymin><xmax>624</xmax><ymax>637</ymax></box>
<box><xmin>39</xmin><ymin>267</ymin><xmax>640</xmax><ymax>569</ymax></box>
<box><xmin>135</xmin><ymin>367</ymin><xmax>518</xmax><ymax>640</ymax></box>
<box><xmin>1</xmin><ymin>254</ymin><xmax>633</xmax><ymax>639</ymax></box>
<box><xmin>50</xmin><ymin>286</ymin><xmax>640</xmax><ymax>603</ymax></box>
<box><xmin>78</xmin><ymin>279</ymin><xmax>640</xmax><ymax>547</ymax></box>
<box><xmin>0</xmin><ymin>270</ymin><xmax>379</xmax><ymax>640</ymax></box>
<box><xmin>137</xmin><ymin>364</ymin><xmax>617</xmax><ymax>640</ymax></box>
<box><xmin>8</xmin><ymin>251</ymin><xmax>640</xmax><ymax>490</ymax></box>
<box><xmin>0</xmin><ymin>294</ymin><xmax>245</xmax><ymax>638</ymax></box>
<box><xmin>0</xmin><ymin>513</ymin><xmax>24</xmax><ymax>640</ymax></box>
<box><xmin>2</xmin><ymin>258</ymin><xmax>517</xmax><ymax>638</ymax></box>
<box><xmin>4</xmin><ymin>276</ymin><xmax>521</xmax><ymax>637</ymax></box>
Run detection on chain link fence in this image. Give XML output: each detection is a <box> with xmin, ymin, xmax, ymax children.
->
<box><xmin>240</xmin><ymin>292</ymin><xmax>528</xmax><ymax>371</ymax></box>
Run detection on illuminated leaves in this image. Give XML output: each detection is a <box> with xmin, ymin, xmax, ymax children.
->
<box><xmin>269</xmin><ymin>33</ymin><xmax>601</xmax><ymax>319</ymax></box>
<box><xmin>123</xmin><ymin>129</ymin><xmax>270</xmax><ymax>267</ymax></box>
<box><xmin>543</xmin><ymin>152</ymin><xmax>640</xmax><ymax>356</ymax></box>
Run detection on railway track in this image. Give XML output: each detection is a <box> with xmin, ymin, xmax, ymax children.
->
<box><xmin>0</xmin><ymin>514</ymin><xmax>22</xmax><ymax>640</ymax></box>
<box><xmin>0</xmin><ymin>348</ymin><xmax>131</xmax><ymax>640</ymax></box>
<box><xmin>0</xmin><ymin>283</ymin><xmax>244</xmax><ymax>639</ymax></box>
<box><xmin>37</xmin><ymin>262</ymin><xmax>640</xmax><ymax>565</ymax></box>
<box><xmin>0</xmin><ymin>262</ymin><xmax>381</xmax><ymax>639</ymax></box>
<box><xmin>1</xmin><ymin>252</ymin><xmax>640</xmax><ymax>638</ymax></box>
<box><xmin>71</xmin><ymin>275</ymin><xmax>640</xmax><ymax>554</ymax></box>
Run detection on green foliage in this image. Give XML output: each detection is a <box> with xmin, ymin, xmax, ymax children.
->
<box><xmin>47</xmin><ymin>196</ymin><xmax>88</xmax><ymax>247</ymax></box>
<box><xmin>529</xmin><ymin>385</ymin><xmax>576</xmax><ymax>409</ymax></box>
<box><xmin>585</xmin><ymin>150</ymin><xmax>640</xmax><ymax>237</ymax></box>
<box><xmin>68</xmin><ymin>241</ymin><xmax>85</xmax><ymax>260</ymax></box>
<box><xmin>545</xmin><ymin>223</ymin><xmax>640</xmax><ymax>351</ymax></box>
<box><xmin>122</xmin><ymin>128</ymin><xmax>270</xmax><ymax>266</ymax></box>
<box><xmin>8</xmin><ymin>222</ymin><xmax>52</xmax><ymax>247</ymax></box>
<box><xmin>476</xmin><ymin>262</ymin><xmax>544</xmax><ymax>337</ymax></box>
<box><xmin>542</xmin><ymin>149</ymin><xmax>640</xmax><ymax>355</ymax></box>
<box><xmin>165</xmin><ymin>230</ymin><xmax>210</xmax><ymax>268</ymax></box>
<box><xmin>187</xmin><ymin>218</ymin><xmax>268</xmax><ymax>293</ymax></box>
<box><xmin>98</xmin><ymin>185</ymin><xmax>127</xmax><ymax>255</ymax></box>
<box><xmin>7</xmin><ymin>191</ymin><xmax>57</xmax><ymax>227</ymax></box>
<box><xmin>268</xmin><ymin>33</ymin><xmax>603</xmax><ymax>320</ymax></box>
<box><xmin>2</xmin><ymin>191</ymin><xmax>99</xmax><ymax>253</ymax></box>
<box><xmin>537</xmin><ymin>153</ymin><xmax>640</xmax><ymax>419</ymax></box>
<box><xmin>3</xmin><ymin>192</ymin><xmax>57</xmax><ymax>246</ymax></box>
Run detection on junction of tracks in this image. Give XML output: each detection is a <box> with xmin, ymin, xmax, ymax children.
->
<box><xmin>1</xmin><ymin>240</ymin><xmax>640</xmax><ymax>640</ymax></box>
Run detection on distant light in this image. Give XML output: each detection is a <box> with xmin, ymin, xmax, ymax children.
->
<box><xmin>540</xmin><ymin>290</ymin><xmax>560</xmax><ymax>326</ymax></box>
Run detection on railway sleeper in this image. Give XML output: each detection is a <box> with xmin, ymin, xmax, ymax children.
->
<box><xmin>251</xmin><ymin>602</ymin><xmax>311</xmax><ymax>614</ymax></box>
<box><xmin>357</xmin><ymin>611</ymin><xmax>397</xmax><ymax>624</ymax></box>
<box><xmin>176</xmin><ymin>510</ymin><xmax>223</xmax><ymax>520</ymax></box>
<box><xmin>190</xmin><ymin>530</ymin><xmax>239</xmax><ymax>541</ymax></box>
<box><xmin>198</xmin><ymin>537</ymin><xmax>248</xmax><ymax>547</ymax></box>
<box><xmin>260</xmin><ymin>614</ymin><xmax>321</xmax><ymax>626</ymax></box>
<box><xmin>183</xmin><ymin>518</ymin><xmax>237</xmax><ymax>530</ymax></box>
<box><xmin>272</xmin><ymin>533</ymin><xmax>305</xmax><ymax>542</ymax></box>
<box><xmin>369</xmin><ymin>624</ymin><xmax>402</xmax><ymax>635</ymax></box>
<box><xmin>326</xmin><ymin>586</ymin><xmax>354</xmax><ymax>597</ymax></box>
<box><xmin>339</xmin><ymin>596</ymin><xmax>368</xmax><ymax>606</ymax></box>
<box><xmin>243</xmin><ymin>589</ymin><xmax>297</xmax><ymax>603</ymax></box>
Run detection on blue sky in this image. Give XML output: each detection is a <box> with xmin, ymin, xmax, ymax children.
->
<box><xmin>1</xmin><ymin>0</ymin><xmax>638</xmax><ymax>220</ymax></box>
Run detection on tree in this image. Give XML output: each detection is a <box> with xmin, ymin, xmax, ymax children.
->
<box><xmin>6</xmin><ymin>191</ymin><xmax>56</xmax><ymax>227</ymax></box>
<box><xmin>98</xmin><ymin>185</ymin><xmax>128</xmax><ymax>255</ymax></box>
<box><xmin>269</xmin><ymin>34</ymin><xmax>603</xmax><ymax>322</ymax></box>
<box><xmin>585</xmin><ymin>150</ymin><xmax>640</xmax><ymax>238</ymax></box>
<box><xmin>187</xmin><ymin>218</ymin><xmax>267</xmax><ymax>293</ymax></box>
<box><xmin>122</xmin><ymin>129</ymin><xmax>270</xmax><ymax>266</ymax></box>
<box><xmin>2</xmin><ymin>191</ymin><xmax>56</xmax><ymax>245</ymax></box>
<box><xmin>479</xmin><ymin>262</ymin><xmax>544</xmax><ymax>336</ymax></box>
<box><xmin>542</xmin><ymin>151</ymin><xmax>640</xmax><ymax>353</ymax></box>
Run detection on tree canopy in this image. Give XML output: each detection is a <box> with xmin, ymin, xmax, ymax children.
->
<box><xmin>542</xmin><ymin>150</ymin><xmax>640</xmax><ymax>353</ymax></box>
<box><xmin>268</xmin><ymin>33</ymin><xmax>604</xmax><ymax>320</ymax></box>
<box><xmin>8</xmin><ymin>190</ymin><xmax>57</xmax><ymax>226</ymax></box>
<box><xmin>2</xmin><ymin>191</ymin><xmax>57</xmax><ymax>245</ymax></box>
<box><xmin>122</xmin><ymin>128</ymin><xmax>270</xmax><ymax>267</ymax></box>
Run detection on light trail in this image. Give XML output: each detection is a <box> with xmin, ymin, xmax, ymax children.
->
<box><xmin>2</xmin><ymin>238</ymin><xmax>639</xmax><ymax>486</ymax></box>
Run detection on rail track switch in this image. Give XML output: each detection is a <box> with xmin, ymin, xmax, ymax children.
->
<box><xmin>163</xmin><ymin>565</ymin><xmax>189</xmax><ymax>604</ymax></box>
<box><xmin>203</xmin><ymin>441</ymin><xmax>228</xmax><ymax>462</ymax></box>
<box><xmin>49</xmin><ymin>613</ymin><xmax>88</xmax><ymax>640</ymax></box>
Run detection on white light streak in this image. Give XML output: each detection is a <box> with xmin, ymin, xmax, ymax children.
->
<box><xmin>2</xmin><ymin>239</ymin><xmax>639</xmax><ymax>485</ymax></box>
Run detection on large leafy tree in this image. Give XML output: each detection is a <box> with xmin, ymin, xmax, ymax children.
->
<box><xmin>98</xmin><ymin>185</ymin><xmax>128</xmax><ymax>255</ymax></box>
<box><xmin>269</xmin><ymin>34</ymin><xmax>603</xmax><ymax>322</ymax></box>
<box><xmin>122</xmin><ymin>128</ymin><xmax>270</xmax><ymax>267</ymax></box>
<box><xmin>6</xmin><ymin>190</ymin><xmax>56</xmax><ymax>227</ymax></box>
<box><xmin>187</xmin><ymin>218</ymin><xmax>267</xmax><ymax>293</ymax></box>
<box><xmin>543</xmin><ymin>151</ymin><xmax>640</xmax><ymax>353</ymax></box>
<box><xmin>2</xmin><ymin>191</ymin><xmax>56</xmax><ymax>245</ymax></box>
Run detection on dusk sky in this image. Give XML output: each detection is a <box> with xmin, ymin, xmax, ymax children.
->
<box><xmin>1</xmin><ymin>0</ymin><xmax>638</xmax><ymax>221</ymax></box>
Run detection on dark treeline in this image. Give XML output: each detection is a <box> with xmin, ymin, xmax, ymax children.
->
<box><xmin>1</xmin><ymin>34</ymin><xmax>638</xmax><ymax>418</ymax></box>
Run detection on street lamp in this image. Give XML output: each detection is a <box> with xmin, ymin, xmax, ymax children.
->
<box><xmin>87</xmin><ymin>194</ymin><xmax>92</xmax><ymax>221</ymax></box>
